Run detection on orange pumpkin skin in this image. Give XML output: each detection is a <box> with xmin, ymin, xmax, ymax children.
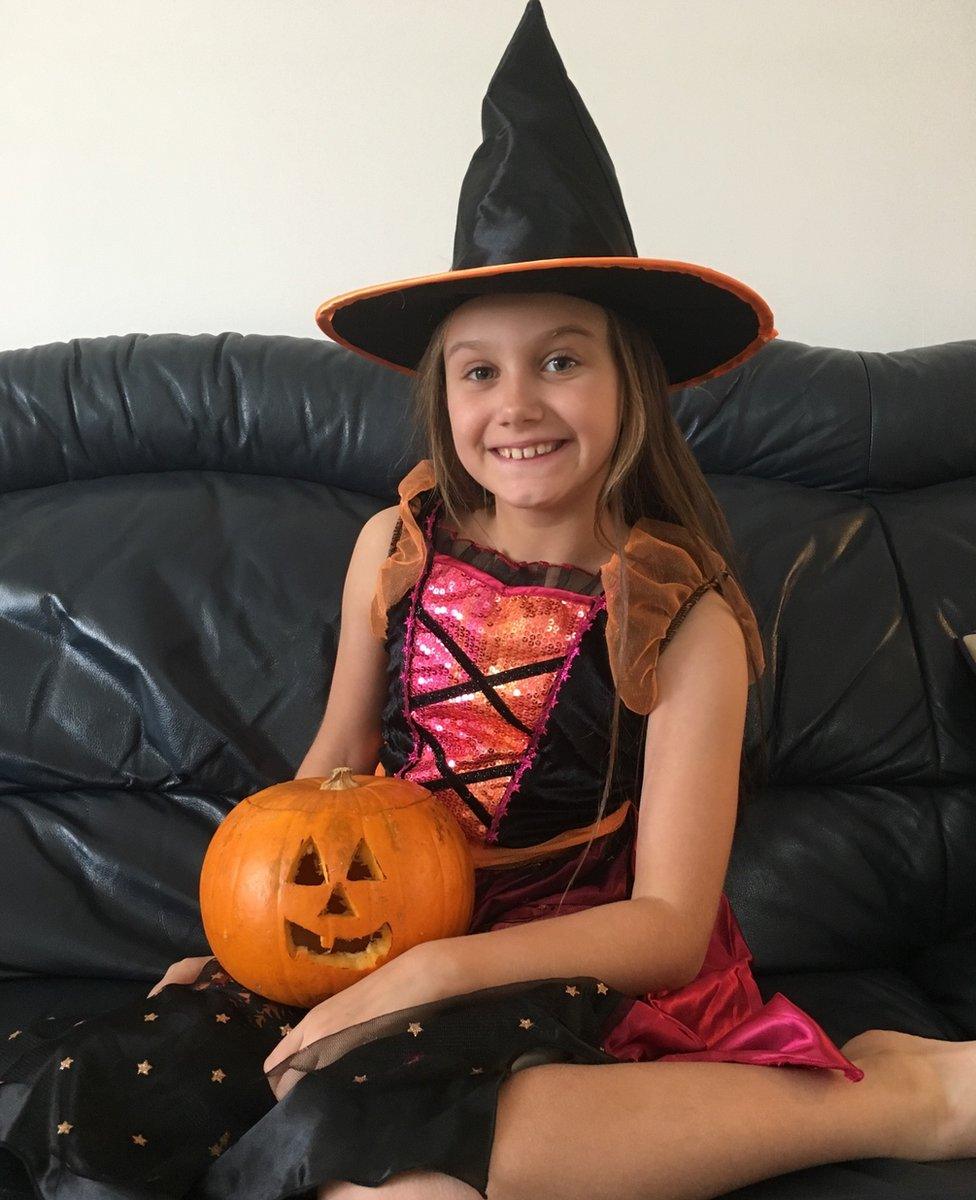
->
<box><xmin>199</xmin><ymin>767</ymin><xmax>475</xmax><ymax>1007</ymax></box>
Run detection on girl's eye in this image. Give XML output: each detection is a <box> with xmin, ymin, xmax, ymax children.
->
<box><xmin>462</xmin><ymin>355</ymin><xmax>578</xmax><ymax>382</ymax></box>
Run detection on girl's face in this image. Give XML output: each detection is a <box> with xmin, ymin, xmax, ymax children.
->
<box><xmin>442</xmin><ymin>292</ymin><xmax>620</xmax><ymax>519</ymax></box>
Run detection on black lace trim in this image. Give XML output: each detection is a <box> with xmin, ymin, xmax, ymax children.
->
<box><xmin>660</xmin><ymin>573</ymin><xmax>726</xmax><ymax>648</ymax></box>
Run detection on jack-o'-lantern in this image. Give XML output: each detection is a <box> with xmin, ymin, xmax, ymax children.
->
<box><xmin>199</xmin><ymin>767</ymin><xmax>475</xmax><ymax>1006</ymax></box>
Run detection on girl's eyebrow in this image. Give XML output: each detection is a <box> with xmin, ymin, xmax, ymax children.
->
<box><xmin>445</xmin><ymin>324</ymin><xmax>596</xmax><ymax>361</ymax></box>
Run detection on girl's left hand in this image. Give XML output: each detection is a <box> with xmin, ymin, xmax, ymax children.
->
<box><xmin>262</xmin><ymin>944</ymin><xmax>453</xmax><ymax>1102</ymax></box>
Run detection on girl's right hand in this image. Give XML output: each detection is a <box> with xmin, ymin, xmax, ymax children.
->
<box><xmin>146</xmin><ymin>955</ymin><xmax>217</xmax><ymax>999</ymax></box>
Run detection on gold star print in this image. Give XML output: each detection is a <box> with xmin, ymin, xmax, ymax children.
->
<box><xmin>59</xmin><ymin>1057</ymin><xmax>74</xmax><ymax>1070</ymax></box>
<box><xmin>470</xmin><ymin>1067</ymin><xmax>484</xmax><ymax>1074</ymax></box>
<box><xmin>596</xmin><ymin>982</ymin><xmax>609</xmax><ymax>994</ymax></box>
<box><xmin>211</xmin><ymin>1068</ymin><xmax>226</xmax><ymax>1083</ymax></box>
<box><xmin>518</xmin><ymin>1018</ymin><xmax>535</xmax><ymax>1030</ymax></box>
<box><xmin>353</xmin><ymin>1074</ymin><xmax>368</xmax><ymax>1084</ymax></box>
<box><xmin>215</xmin><ymin>1013</ymin><xmax>230</xmax><ymax>1023</ymax></box>
<box><xmin>564</xmin><ymin>985</ymin><xmax>580</xmax><ymax>997</ymax></box>
<box><xmin>236</xmin><ymin>991</ymin><xmax>252</xmax><ymax>1002</ymax></box>
<box><xmin>57</xmin><ymin>1122</ymin><xmax>73</xmax><ymax>1135</ymax></box>
<box><xmin>131</xmin><ymin>1134</ymin><xmax>148</xmax><ymax>1147</ymax></box>
<box><xmin>136</xmin><ymin>1060</ymin><xmax>152</xmax><ymax>1076</ymax></box>
<box><xmin>279</xmin><ymin>1024</ymin><xmax>293</xmax><ymax>1037</ymax></box>
<box><xmin>144</xmin><ymin>1012</ymin><xmax>158</xmax><ymax>1022</ymax></box>
<box><xmin>209</xmin><ymin>1131</ymin><xmax>232</xmax><ymax>1158</ymax></box>
<box><xmin>6</xmin><ymin>1030</ymin><xmax>21</xmax><ymax>1040</ymax></box>
<box><xmin>406</xmin><ymin>1022</ymin><xmax>423</xmax><ymax>1037</ymax></box>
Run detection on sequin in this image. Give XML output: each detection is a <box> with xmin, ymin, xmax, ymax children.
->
<box><xmin>397</xmin><ymin>552</ymin><xmax>604</xmax><ymax>844</ymax></box>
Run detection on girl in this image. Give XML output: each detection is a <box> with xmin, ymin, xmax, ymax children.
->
<box><xmin>2</xmin><ymin>4</ymin><xmax>973</xmax><ymax>1199</ymax></box>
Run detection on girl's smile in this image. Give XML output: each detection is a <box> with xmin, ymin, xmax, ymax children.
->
<box><xmin>488</xmin><ymin>438</ymin><xmax>572</xmax><ymax>464</ymax></box>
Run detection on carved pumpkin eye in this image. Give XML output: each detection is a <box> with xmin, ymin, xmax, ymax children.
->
<box><xmin>292</xmin><ymin>838</ymin><xmax>326</xmax><ymax>885</ymax></box>
<box><xmin>343</xmin><ymin>837</ymin><xmax>387</xmax><ymax>883</ymax></box>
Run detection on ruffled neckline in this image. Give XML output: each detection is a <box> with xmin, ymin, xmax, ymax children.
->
<box><xmin>437</xmin><ymin>522</ymin><xmax>603</xmax><ymax>579</ymax></box>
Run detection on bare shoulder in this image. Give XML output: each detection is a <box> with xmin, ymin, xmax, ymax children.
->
<box><xmin>658</xmin><ymin>586</ymin><xmax>749</xmax><ymax>692</ymax></box>
<box><xmin>341</xmin><ymin>503</ymin><xmax>403</xmax><ymax>612</ymax></box>
<box><xmin>358</xmin><ymin>504</ymin><xmax>401</xmax><ymax>554</ymax></box>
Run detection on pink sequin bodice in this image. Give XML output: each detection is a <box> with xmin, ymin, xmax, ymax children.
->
<box><xmin>376</xmin><ymin>499</ymin><xmax>646</xmax><ymax>849</ymax></box>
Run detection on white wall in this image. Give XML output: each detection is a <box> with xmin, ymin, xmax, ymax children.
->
<box><xmin>2</xmin><ymin>0</ymin><xmax>973</xmax><ymax>354</ymax></box>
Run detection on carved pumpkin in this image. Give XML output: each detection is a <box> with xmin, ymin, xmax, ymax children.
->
<box><xmin>199</xmin><ymin>767</ymin><xmax>475</xmax><ymax>1006</ymax></box>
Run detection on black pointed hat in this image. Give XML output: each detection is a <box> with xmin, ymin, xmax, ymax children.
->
<box><xmin>316</xmin><ymin>0</ymin><xmax>777</xmax><ymax>391</ymax></box>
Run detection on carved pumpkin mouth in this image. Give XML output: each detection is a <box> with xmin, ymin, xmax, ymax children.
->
<box><xmin>287</xmin><ymin>920</ymin><xmax>393</xmax><ymax>967</ymax></box>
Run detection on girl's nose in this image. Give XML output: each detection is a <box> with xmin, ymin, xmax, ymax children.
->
<box><xmin>495</xmin><ymin>376</ymin><xmax>544</xmax><ymax>415</ymax></box>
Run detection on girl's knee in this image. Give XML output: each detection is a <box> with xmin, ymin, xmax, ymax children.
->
<box><xmin>316</xmin><ymin>1169</ymin><xmax>482</xmax><ymax>1199</ymax></box>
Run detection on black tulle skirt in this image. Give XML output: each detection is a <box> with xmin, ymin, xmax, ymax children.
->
<box><xmin>0</xmin><ymin>959</ymin><xmax>627</xmax><ymax>1200</ymax></box>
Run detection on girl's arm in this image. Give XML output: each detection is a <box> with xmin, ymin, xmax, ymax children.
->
<box><xmin>295</xmin><ymin>506</ymin><xmax>400</xmax><ymax>779</ymax></box>
<box><xmin>417</xmin><ymin>588</ymin><xmax>750</xmax><ymax>1000</ymax></box>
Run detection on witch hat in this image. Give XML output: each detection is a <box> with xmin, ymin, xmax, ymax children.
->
<box><xmin>315</xmin><ymin>0</ymin><xmax>777</xmax><ymax>391</ymax></box>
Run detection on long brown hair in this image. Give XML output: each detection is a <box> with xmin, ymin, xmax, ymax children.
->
<box><xmin>409</xmin><ymin>297</ymin><xmax>769</xmax><ymax>909</ymax></box>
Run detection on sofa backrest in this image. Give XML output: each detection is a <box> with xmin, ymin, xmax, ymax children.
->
<box><xmin>1</xmin><ymin>331</ymin><xmax>973</xmax><ymax>1035</ymax></box>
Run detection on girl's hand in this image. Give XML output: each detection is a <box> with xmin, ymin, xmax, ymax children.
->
<box><xmin>262</xmin><ymin>944</ymin><xmax>453</xmax><ymax>1103</ymax></box>
<box><xmin>146</xmin><ymin>955</ymin><xmax>216</xmax><ymax>999</ymax></box>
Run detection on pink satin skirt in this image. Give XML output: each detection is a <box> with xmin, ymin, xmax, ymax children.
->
<box><xmin>470</xmin><ymin>806</ymin><xmax>864</xmax><ymax>1083</ymax></box>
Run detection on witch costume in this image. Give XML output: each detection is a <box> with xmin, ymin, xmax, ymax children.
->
<box><xmin>0</xmin><ymin>3</ymin><xmax>860</xmax><ymax>1199</ymax></box>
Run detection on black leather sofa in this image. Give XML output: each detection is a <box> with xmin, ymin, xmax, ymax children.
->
<box><xmin>0</xmin><ymin>330</ymin><xmax>974</xmax><ymax>1199</ymax></box>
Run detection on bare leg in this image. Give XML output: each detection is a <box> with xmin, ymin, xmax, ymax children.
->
<box><xmin>317</xmin><ymin>1168</ymin><xmax>479</xmax><ymax>1199</ymax></box>
<box><xmin>484</xmin><ymin>1030</ymin><xmax>970</xmax><ymax>1200</ymax></box>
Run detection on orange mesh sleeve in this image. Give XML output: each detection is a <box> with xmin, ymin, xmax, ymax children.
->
<box><xmin>368</xmin><ymin>458</ymin><xmax>437</xmax><ymax>642</ymax></box>
<box><xmin>601</xmin><ymin>520</ymin><xmax>766</xmax><ymax>715</ymax></box>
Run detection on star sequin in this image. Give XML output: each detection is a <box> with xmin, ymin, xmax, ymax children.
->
<box><xmin>209</xmin><ymin>1131</ymin><xmax>232</xmax><ymax>1158</ymax></box>
<box><xmin>564</xmin><ymin>985</ymin><xmax>580</xmax><ymax>997</ymax></box>
<box><xmin>131</xmin><ymin>1134</ymin><xmax>148</xmax><ymax>1147</ymax></box>
<box><xmin>215</xmin><ymin>1013</ymin><xmax>230</xmax><ymax>1023</ymax></box>
<box><xmin>6</xmin><ymin>1030</ymin><xmax>21</xmax><ymax>1040</ymax></box>
<box><xmin>279</xmin><ymin>1024</ymin><xmax>293</xmax><ymax>1037</ymax></box>
<box><xmin>144</xmin><ymin>1012</ymin><xmax>158</xmax><ymax>1022</ymax></box>
<box><xmin>136</xmin><ymin>1060</ymin><xmax>152</xmax><ymax>1076</ymax></box>
<box><xmin>211</xmin><ymin>1068</ymin><xmax>226</xmax><ymax>1083</ymax></box>
<box><xmin>406</xmin><ymin>1022</ymin><xmax>423</xmax><ymax>1037</ymax></box>
<box><xmin>470</xmin><ymin>1066</ymin><xmax>484</xmax><ymax>1074</ymax></box>
<box><xmin>236</xmin><ymin>991</ymin><xmax>252</xmax><ymax>1003</ymax></box>
<box><xmin>59</xmin><ymin>1057</ymin><xmax>74</xmax><ymax>1070</ymax></box>
<box><xmin>596</xmin><ymin>982</ymin><xmax>609</xmax><ymax>994</ymax></box>
<box><xmin>57</xmin><ymin>1122</ymin><xmax>73</xmax><ymax>1135</ymax></box>
<box><xmin>353</xmin><ymin>1074</ymin><xmax>368</xmax><ymax>1084</ymax></box>
<box><xmin>518</xmin><ymin>1018</ymin><xmax>535</xmax><ymax>1030</ymax></box>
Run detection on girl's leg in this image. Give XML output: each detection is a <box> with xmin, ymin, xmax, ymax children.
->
<box><xmin>318</xmin><ymin>1029</ymin><xmax>972</xmax><ymax>1200</ymax></box>
<box><xmin>318</xmin><ymin>1171</ymin><xmax>480</xmax><ymax>1199</ymax></box>
<box><xmin>484</xmin><ymin>1029</ymin><xmax>968</xmax><ymax>1200</ymax></box>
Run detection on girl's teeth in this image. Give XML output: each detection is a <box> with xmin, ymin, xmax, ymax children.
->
<box><xmin>495</xmin><ymin>442</ymin><xmax>562</xmax><ymax>460</ymax></box>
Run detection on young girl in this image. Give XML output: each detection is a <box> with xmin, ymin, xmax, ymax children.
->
<box><xmin>2</xmin><ymin>4</ymin><xmax>973</xmax><ymax>1200</ymax></box>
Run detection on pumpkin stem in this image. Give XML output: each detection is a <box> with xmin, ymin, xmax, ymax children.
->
<box><xmin>319</xmin><ymin>766</ymin><xmax>360</xmax><ymax>791</ymax></box>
